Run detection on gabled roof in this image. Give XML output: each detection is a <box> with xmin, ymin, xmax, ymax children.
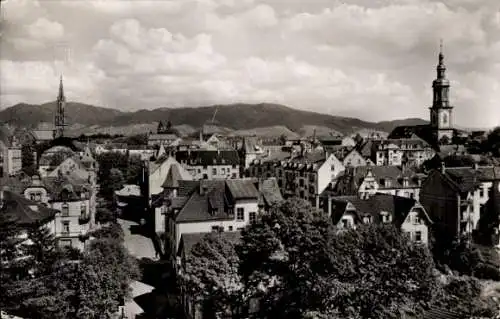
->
<box><xmin>226</xmin><ymin>179</ymin><xmax>259</xmax><ymax>200</ymax></box>
<box><xmin>259</xmin><ymin>178</ymin><xmax>283</xmax><ymax>206</ymax></box>
<box><xmin>161</xmin><ymin>164</ymin><xmax>184</xmax><ymax>189</ymax></box>
<box><xmin>329</xmin><ymin>193</ymin><xmax>428</xmax><ymax>226</ymax></box>
<box><xmin>175</xmin><ymin>180</ymin><xmax>229</xmax><ymax>223</ymax></box>
<box><xmin>175</xmin><ymin>150</ymin><xmax>240</xmax><ymax>166</ymax></box>
<box><xmin>0</xmin><ymin>190</ymin><xmax>57</xmax><ymax>227</ymax></box>
<box><xmin>178</xmin><ymin>231</ymin><xmax>242</xmax><ymax>257</ymax></box>
<box><xmin>43</xmin><ymin>175</ymin><xmax>91</xmax><ymax>201</ymax></box>
<box><xmin>443</xmin><ymin>167</ymin><xmax>482</xmax><ymax>193</ymax></box>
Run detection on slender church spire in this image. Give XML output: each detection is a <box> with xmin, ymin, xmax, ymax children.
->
<box><xmin>54</xmin><ymin>75</ymin><xmax>67</xmax><ymax>139</ymax></box>
<box><xmin>437</xmin><ymin>39</ymin><xmax>446</xmax><ymax>80</ymax></box>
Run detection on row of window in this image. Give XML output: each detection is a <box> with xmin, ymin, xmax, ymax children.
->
<box><xmin>60</xmin><ymin>203</ymin><xmax>87</xmax><ymax>217</ymax></box>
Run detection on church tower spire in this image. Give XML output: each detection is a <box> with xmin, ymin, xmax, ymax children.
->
<box><xmin>429</xmin><ymin>40</ymin><xmax>454</xmax><ymax>144</ymax></box>
<box><xmin>54</xmin><ymin>75</ymin><xmax>67</xmax><ymax>139</ymax></box>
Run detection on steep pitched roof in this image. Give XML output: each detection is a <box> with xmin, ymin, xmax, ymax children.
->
<box><xmin>0</xmin><ymin>190</ymin><xmax>57</xmax><ymax>227</ymax></box>
<box><xmin>226</xmin><ymin>179</ymin><xmax>259</xmax><ymax>200</ymax></box>
<box><xmin>259</xmin><ymin>178</ymin><xmax>283</xmax><ymax>206</ymax></box>
<box><xmin>175</xmin><ymin>180</ymin><xmax>230</xmax><ymax>223</ymax></box>
<box><xmin>161</xmin><ymin>164</ymin><xmax>184</xmax><ymax>189</ymax></box>
<box><xmin>443</xmin><ymin>167</ymin><xmax>482</xmax><ymax>193</ymax></box>
<box><xmin>178</xmin><ymin>231</ymin><xmax>242</xmax><ymax>257</ymax></box>
<box><xmin>175</xmin><ymin>150</ymin><xmax>240</xmax><ymax>166</ymax></box>
<box><xmin>329</xmin><ymin>194</ymin><xmax>426</xmax><ymax>226</ymax></box>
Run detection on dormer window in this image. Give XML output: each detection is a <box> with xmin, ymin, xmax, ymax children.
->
<box><xmin>380</xmin><ymin>212</ymin><xmax>391</xmax><ymax>223</ymax></box>
<box><xmin>402</xmin><ymin>177</ymin><xmax>409</xmax><ymax>187</ymax></box>
<box><xmin>363</xmin><ymin>216</ymin><xmax>372</xmax><ymax>224</ymax></box>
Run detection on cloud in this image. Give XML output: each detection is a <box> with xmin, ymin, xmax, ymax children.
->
<box><xmin>1</xmin><ymin>0</ymin><xmax>499</xmax><ymax>128</ymax></box>
<box><xmin>27</xmin><ymin>17</ymin><xmax>64</xmax><ymax>41</ymax></box>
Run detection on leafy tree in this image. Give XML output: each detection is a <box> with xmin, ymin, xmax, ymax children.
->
<box><xmin>75</xmin><ymin>237</ymin><xmax>140</xmax><ymax>318</ymax></box>
<box><xmin>95</xmin><ymin>206</ymin><xmax>116</xmax><ymax>224</ymax></box>
<box><xmin>485</xmin><ymin>127</ymin><xmax>500</xmax><ymax>157</ymax></box>
<box><xmin>96</xmin><ymin>152</ymin><xmax>128</xmax><ymax>183</ymax></box>
<box><xmin>237</xmin><ymin>199</ymin><xmax>439</xmax><ymax>318</ymax></box>
<box><xmin>21</xmin><ymin>143</ymin><xmax>37</xmax><ymax>176</ymax></box>
<box><xmin>125</xmin><ymin>155</ymin><xmax>144</xmax><ymax>185</ymax></box>
<box><xmin>90</xmin><ymin>222</ymin><xmax>125</xmax><ymax>242</ymax></box>
<box><xmin>435</xmin><ymin>275</ymin><xmax>498</xmax><ymax>317</ymax></box>
<box><xmin>99</xmin><ymin>168</ymin><xmax>125</xmax><ymax>200</ymax></box>
<box><xmin>180</xmin><ymin>232</ymin><xmax>243</xmax><ymax>318</ymax></box>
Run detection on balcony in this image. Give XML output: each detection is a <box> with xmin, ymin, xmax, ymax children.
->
<box><xmin>78</xmin><ymin>215</ymin><xmax>91</xmax><ymax>225</ymax></box>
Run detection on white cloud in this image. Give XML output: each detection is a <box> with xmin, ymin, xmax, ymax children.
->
<box><xmin>0</xmin><ymin>0</ymin><xmax>499</xmax><ymax>128</ymax></box>
<box><xmin>27</xmin><ymin>18</ymin><xmax>64</xmax><ymax>41</ymax></box>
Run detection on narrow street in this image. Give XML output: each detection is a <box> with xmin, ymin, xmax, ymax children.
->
<box><xmin>118</xmin><ymin>218</ymin><xmax>178</xmax><ymax>319</ymax></box>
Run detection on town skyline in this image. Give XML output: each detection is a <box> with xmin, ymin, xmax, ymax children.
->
<box><xmin>1</xmin><ymin>0</ymin><xmax>499</xmax><ymax>127</ymax></box>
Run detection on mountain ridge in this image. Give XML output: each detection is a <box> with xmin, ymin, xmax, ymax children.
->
<box><xmin>0</xmin><ymin>101</ymin><xmax>430</xmax><ymax>136</ymax></box>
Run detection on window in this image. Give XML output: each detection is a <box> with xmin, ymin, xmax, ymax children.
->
<box><xmin>413</xmin><ymin>215</ymin><xmax>420</xmax><ymax>224</ymax></box>
<box><xmin>363</xmin><ymin>216</ymin><xmax>371</xmax><ymax>224</ymax></box>
<box><xmin>231</xmin><ymin>173</ymin><xmax>237</xmax><ymax>179</ymax></box>
<box><xmin>61</xmin><ymin>203</ymin><xmax>69</xmax><ymax>217</ymax></box>
<box><xmin>81</xmin><ymin>203</ymin><xmax>86</xmax><ymax>215</ymax></box>
<box><xmin>62</xmin><ymin>221</ymin><xmax>70</xmax><ymax>234</ymax></box>
<box><xmin>211</xmin><ymin>226</ymin><xmax>223</xmax><ymax>232</ymax></box>
<box><xmin>341</xmin><ymin>219</ymin><xmax>350</xmax><ymax>228</ymax></box>
<box><xmin>249</xmin><ymin>212</ymin><xmax>256</xmax><ymax>224</ymax></box>
<box><xmin>299</xmin><ymin>179</ymin><xmax>304</xmax><ymax>187</ymax></box>
<box><xmin>221</xmin><ymin>167</ymin><xmax>226</xmax><ymax>174</ymax></box>
<box><xmin>381</xmin><ymin>213</ymin><xmax>391</xmax><ymax>223</ymax></box>
<box><xmin>415</xmin><ymin>231</ymin><xmax>422</xmax><ymax>242</ymax></box>
<box><xmin>480</xmin><ymin>188</ymin><xmax>485</xmax><ymax>197</ymax></box>
<box><xmin>212</xmin><ymin>168</ymin><xmax>217</xmax><ymax>175</ymax></box>
<box><xmin>59</xmin><ymin>239</ymin><xmax>72</xmax><ymax>247</ymax></box>
<box><xmin>30</xmin><ymin>193</ymin><xmax>36</xmax><ymax>201</ymax></box>
<box><xmin>236</xmin><ymin>208</ymin><xmax>244</xmax><ymax>221</ymax></box>
<box><xmin>228</xmin><ymin>226</ymin><xmax>233</xmax><ymax>231</ymax></box>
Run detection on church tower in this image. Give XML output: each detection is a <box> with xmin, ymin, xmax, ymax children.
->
<box><xmin>429</xmin><ymin>41</ymin><xmax>454</xmax><ymax>144</ymax></box>
<box><xmin>54</xmin><ymin>76</ymin><xmax>67</xmax><ymax>139</ymax></box>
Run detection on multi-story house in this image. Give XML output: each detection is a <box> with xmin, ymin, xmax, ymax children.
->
<box><xmin>330</xmin><ymin>165</ymin><xmax>426</xmax><ymax>201</ymax></box>
<box><xmin>0</xmin><ymin>187</ymin><xmax>58</xmax><ymax>260</ymax></box>
<box><xmin>370</xmin><ymin>138</ymin><xmax>435</xmax><ymax>167</ymax></box>
<box><xmin>148</xmin><ymin>156</ymin><xmax>193</xmax><ymax>199</ymax></box>
<box><xmin>0</xmin><ymin>131</ymin><xmax>22</xmax><ymax>177</ymax></box>
<box><xmin>318</xmin><ymin>193</ymin><xmax>433</xmax><ymax>244</ymax></box>
<box><xmin>20</xmin><ymin>175</ymin><xmax>94</xmax><ymax>250</ymax></box>
<box><xmin>249</xmin><ymin>150</ymin><xmax>344</xmax><ymax>207</ymax></box>
<box><xmin>162</xmin><ymin>178</ymin><xmax>282</xmax><ymax>263</ymax></box>
<box><xmin>420</xmin><ymin>165</ymin><xmax>482</xmax><ymax>240</ymax></box>
<box><xmin>175</xmin><ymin>150</ymin><xmax>240</xmax><ymax>180</ymax></box>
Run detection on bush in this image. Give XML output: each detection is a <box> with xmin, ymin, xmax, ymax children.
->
<box><xmin>474</xmin><ymin>263</ymin><xmax>500</xmax><ymax>281</ymax></box>
<box><xmin>90</xmin><ymin>222</ymin><xmax>124</xmax><ymax>242</ymax></box>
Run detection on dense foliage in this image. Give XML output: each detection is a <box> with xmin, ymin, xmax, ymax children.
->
<box><xmin>0</xmin><ymin>222</ymin><xmax>139</xmax><ymax>319</ymax></box>
<box><xmin>177</xmin><ymin>199</ymin><xmax>500</xmax><ymax>319</ymax></box>
<box><xmin>21</xmin><ymin>143</ymin><xmax>37</xmax><ymax>176</ymax></box>
<box><xmin>181</xmin><ymin>232</ymin><xmax>243</xmax><ymax>318</ymax></box>
<box><xmin>96</xmin><ymin>152</ymin><xmax>143</xmax><ymax>200</ymax></box>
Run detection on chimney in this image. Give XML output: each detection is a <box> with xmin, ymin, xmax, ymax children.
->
<box><xmin>441</xmin><ymin>162</ymin><xmax>446</xmax><ymax>174</ymax></box>
<box><xmin>473</xmin><ymin>162</ymin><xmax>479</xmax><ymax>170</ymax></box>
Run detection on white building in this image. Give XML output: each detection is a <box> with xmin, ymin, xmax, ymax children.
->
<box><xmin>175</xmin><ymin>150</ymin><xmax>241</xmax><ymax>180</ymax></box>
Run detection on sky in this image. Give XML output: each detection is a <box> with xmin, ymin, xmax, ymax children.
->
<box><xmin>1</xmin><ymin>0</ymin><xmax>499</xmax><ymax>128</ymax></box>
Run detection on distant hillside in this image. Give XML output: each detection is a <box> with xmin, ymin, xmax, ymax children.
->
<box><xmin>0</xmin><ymin>102</ymin><xmax>123</xmax><ymax>127</ymax></box>
<box><xmin>0</xmin><ymin>101</ymin><xmax>432</xmax><ymax>136</ymax></box>
<box><xmin>231</xmin><ymin>126</ymin><xmax>299</xmax><ymax>138</ymax></box>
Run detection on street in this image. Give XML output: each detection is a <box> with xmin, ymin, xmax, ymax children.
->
<box><xmin>119</xmin><ymin>218</ymin><xmax>158</xmax><ymax>260</ymax></box>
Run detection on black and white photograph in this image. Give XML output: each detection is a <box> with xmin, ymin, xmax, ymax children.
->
<box><xmin>1</xmin><ymin>0</ymin><xmax>500</xmax><ymax>318</ymax></box>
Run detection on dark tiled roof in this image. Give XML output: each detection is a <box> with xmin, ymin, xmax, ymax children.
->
<box><xmin>329</xmin><ymin>194</ymin><xmax>422</xmax><ymax>226</ymax></box>
<box><xmin>388</xmin><ymin>125</ymin><xmax>437</xmax><ymax>148</ymax></box>
<box><xmin>0</xmin><ymin>190</ymin><xmax>57</xmax><ymax>227</ymax></box>
<box><xmin>161</xmin><ymin>164</ymin><xmax>183</xmax><ymax>189</ymax></box>
<box><xmin>371</xmin><ymin>137</ymin><xmax>431</xmax><ymax>150</ymax></box>
<box><xmin>175</xmin><ymin>150</ymin><xmax>240</xmax><ymax>166</ymax></box>
<box><xmin>288</xmin><ymin>150</ymin><xmax>326</xmax><ymax>165</ymax></box>
<box><xmin>179</xmin><ymin>231</ymin><xmax>242</xmax><ymax>257</ymax></box>
<box><xmin>226</xmin><ymin>179</ymin><xmax>259</xmax><ymax>200</ymax></box>
<box><xmin>357</xmin><ymin>140</ymin><xmax>373</xmax><ymax>158</ymax></box>
<box><xmin>175</xmin><ymin>180</ymin><xmax>229</xmax><ymax>223</ymax></box>
<box><xmin>444</xmin><ymin>167</ymin><xmax>482</xmax><ymax>193</ymax></box>
<box><xmin>43</xmin><ymin>175</ymin><xmax>91</xmax><ymax>201</ymax></box>
<box><xmin>476</xmin><ymin>166</ymin><xmax>500</xmax><ymax>181</ymax></box>
<box><xmin>259</xmin><ymin>178</ymin><xmax>283</xmax><ymax>206</ymax></box>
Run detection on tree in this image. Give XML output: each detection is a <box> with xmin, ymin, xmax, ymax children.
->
<box><xmin>0</xmin><ymin>213</ymin><xmax>22</xmax><ymax>315</ymax></box>
<box><xmin>237</xmin><ymin>199</ymin><xmax>439</xmax><ymax>318</ymax></box>
<box><xmin>125</xmin><ymin>155</ymin><xmax>143</xmax><ymax>185</ymax></box>
<box><xmin>75</xmin><ymin>237</ymin><xmax>140</xmax><ymax>318</ymax></box>
<box><xmin>485</xmin><ymin>127</ymin><xmax>500</xmax><ymax>157</ymax></box>
<box><xmin>180</xmin><ymin>232</ymin><xmax>243</xmax><ymax>318</ymax></box>
<box><xmin>435</xmin><ymin>275</ymin><xmax>498</xmax><ymax>317</ymax></box>
<box><xmin>21</xmin><ymin>143</ymin><xmax>37</xmax><ymax>176</ymax></box>
<box><xmin>95</xmin><ymin>206</ymin><xmax>116</xmax><ymax>224</ymax></box>
<box><xmin>99</xmin><ymin>168</ymin><xmax>125</xmax><ymax>200</ymax></box>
